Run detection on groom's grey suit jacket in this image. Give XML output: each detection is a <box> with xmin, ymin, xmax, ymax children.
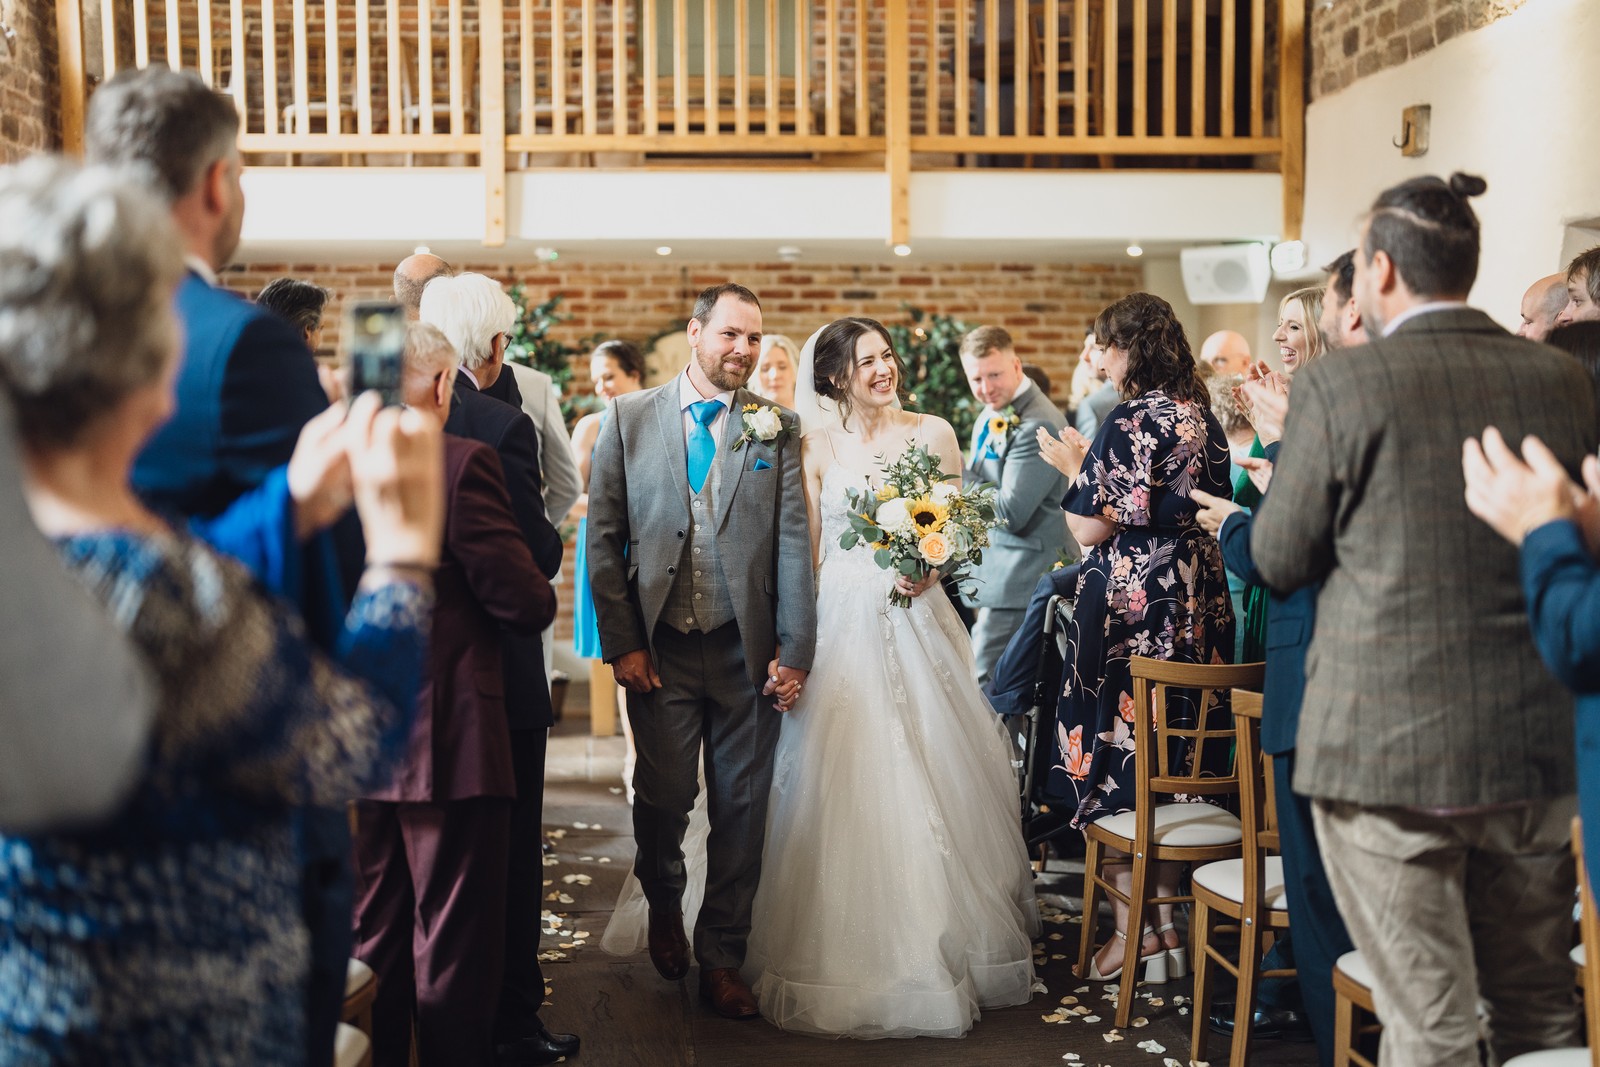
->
<box><xmin>962</xmin><ymin>383</ymin><xmax>1070</xmax><ymax>610</ymax></box>
<box><xmin>587</xmin><ymin>383</ymin><xmax>816</xmax><ymax>687</ymax></box>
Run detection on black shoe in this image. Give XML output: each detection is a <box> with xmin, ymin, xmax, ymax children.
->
<box><xmin>1207</xmin><ymin>1003</ymin><xmax>1314</xmax><ymax>1043</ymax></box>
<box><xmin>496</xmin><ymin>1025</ymin><xmax>581</xmax><ymax>1065</ymax></box>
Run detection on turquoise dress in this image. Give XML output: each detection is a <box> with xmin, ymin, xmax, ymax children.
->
<box><xmin>573</xmin><ymin>411</ymin><xmax>606</xmax><ymax>658</ymax></box>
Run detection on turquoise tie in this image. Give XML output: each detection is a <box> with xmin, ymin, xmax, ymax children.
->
<box><xmin>687</xmin><ymin>399</ymin><xmax>722</xmax><ymax>494</ymax></box>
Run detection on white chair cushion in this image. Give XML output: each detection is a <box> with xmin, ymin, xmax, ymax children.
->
<box><xmin>1502</xmin><ymin>1051</ymin><xmax>1591</xmax><ymax>1066</ymax></box>
<box><xmin>1336</xmin><ymin>950</ymin><xmax>1373</xmax><ymax>990</ymax></box>
<box><xmin>346</xmin><ymin>957</ymin><xmax>375</xmax><ymax>998</ymax></box>
<box><xmin>1096</xmin><ymin>802</ymin><xmax>1243</xmax><ymax>848</ymax></box>
<box><xmin>334</xmin><ymin>1022</ymin><xmax>370</xmax><ymax>1067</ymax></box>
<box><xmin>1192</xmin><ymin>856</ymin><xmax>1289</xmax><ymax>911</ymax></box>
<box><xmin>1572</xmin><ymin>943</ymin><xmax>1585</xmax><ymax>969</ymax></box>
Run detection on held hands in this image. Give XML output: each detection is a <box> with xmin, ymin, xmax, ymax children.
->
<box><xmin>613</xmin><ymin>649</ymin><xmax>663</xmax><ymax>694</ymax></box>
<box><xmin>1461</xmin><ymin>427</ymin><xmax>1582</xmax><ymax>546</ymax></box>
<box><xmin>287</xmin><ymin>402</ymin><xmax>356</xmax><ymax>541</ymax></box>
<box><xmin>1037</xmin><ymin>425</ymin><xmax>1092</xmax><ymax>480</ymax></box>
<box><xmin>1188</xmin><ymin>488</ymin><xmax>1241</xmax><ymax>535</ymax></box>
<box><xmin>350</xmin><ymin>390</ymin><xmax>445</xmax><ymax>570</ymax></box>
<box><xmin>763</xmin><ymin>647</ymin><xmax>808</xmax><ymax>712</ymax></box>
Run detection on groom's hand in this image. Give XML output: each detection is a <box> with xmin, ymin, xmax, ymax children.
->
<box><xmin>764</xmin><ymin>659</ymin><xmax>808</xmax><ymax>712</ymax></box>
<box><xmin>612</xmin><ymin>649</ymin><xmax>663</xmax><ymax>693</ymax></box>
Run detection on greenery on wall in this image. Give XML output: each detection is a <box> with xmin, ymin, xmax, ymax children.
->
<box><xmin>886</xmin><ymin>306</ymin><xmax>978</xmax><ymax>445</ymax></box>
<box><xmin>503</xmin><ymin>286</ymin><xmax>604</xmax><ymax>425</ymax></box>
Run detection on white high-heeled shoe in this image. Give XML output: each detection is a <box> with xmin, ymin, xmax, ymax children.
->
<box><xmin>1156</xmin><ymin>920</ymin><xmax>1187</xmax><ymax>979</ymax></box>
<box><xmin>1078</xmin><ymin>926</ymin><xmax>1170</xmax><ymax>983</ymax></box>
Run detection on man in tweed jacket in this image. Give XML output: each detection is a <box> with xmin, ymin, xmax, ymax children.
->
<box><xmin>1251</xmin><ymin>174</ymin><xmax>1597</xmax><ymax>1066</ymax></box>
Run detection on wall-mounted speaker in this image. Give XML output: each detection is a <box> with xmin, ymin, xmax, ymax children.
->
<box><xmin>1180</xmin><ymin>244</ymin><xmax>1272</xmax><ymax>305</ymax></box>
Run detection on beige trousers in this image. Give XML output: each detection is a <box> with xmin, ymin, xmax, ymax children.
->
<box><xmin>1313</xmin><ymin>797</ymin><xmax>1580</xmax><ymax>1067</ymax></box>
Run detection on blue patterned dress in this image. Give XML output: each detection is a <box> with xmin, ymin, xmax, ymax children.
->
<box><xmin>1046</xmin><ymin>391</ymin><xmax>1237</xmax><ymax>825</ymax></box>
<box><xmin>572</xmin><ymin>410</ymin><xmax>607</xmax><ymax>659</ymax></box>
<box><xmin>0</xmin><ymin>530</ymin><xmax>428</xmax><ymax>1066</ymax></box>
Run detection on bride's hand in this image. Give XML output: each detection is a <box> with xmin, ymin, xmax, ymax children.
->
<box><xmin>895</xmin><ymin>569</ymin><xmax>941</xmax><ymax>600</ymax></box>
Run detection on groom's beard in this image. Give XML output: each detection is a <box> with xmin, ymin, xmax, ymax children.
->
<box><xmin>695</xmin><ymin>345</ymin><xmax>754</xmax><ymax>391</ymax></box>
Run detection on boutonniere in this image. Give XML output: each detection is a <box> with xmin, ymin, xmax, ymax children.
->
<box><xmin>984</xmin><ymin>406</ymin><xmax>1021</xmax><ymax>454</ymax></box>
<box><xmin>732</xmin><ymin>403</ymin><xmax>791</xmax><ymax>451</ymax></box>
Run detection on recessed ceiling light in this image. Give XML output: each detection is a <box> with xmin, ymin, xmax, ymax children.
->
<box><xmin>414</xmin><ymin>244</ymin><xmax>431</xmax><ymax>254</ymax></box>
<box><xmin>893</xmin><ymin>244</ymin><xmax>912</xmax><ymax>257</ymax></box>
<box><xmin>777</xmin><ymin>245</ymin><xmax>802</xmax><ymax>262</ymax></box>
<box><xmin>1126</xmin><ymin>243</ymin><xmax>1144</xmax><ymax>258</ymax></box>
<box><xmin>655</xmin><ymin>246</ymin><xmax>672</xmax><ymax>256</ymax></box>
<box><xmin>534</xmin><ymin>246</ymin><xmax>559</xmax><ymax>262</ymax></box>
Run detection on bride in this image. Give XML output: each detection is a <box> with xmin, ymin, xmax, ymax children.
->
<box><xmin>605</xmin><ymin>317</ymin><xmax>1040</xmax><ymax>1039</ymax></box>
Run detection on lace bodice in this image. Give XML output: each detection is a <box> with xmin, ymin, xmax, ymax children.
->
<box><xmin>818</xmin><ymin>463</ymin><xmax>898</xmax><ymax>582</ymax></box>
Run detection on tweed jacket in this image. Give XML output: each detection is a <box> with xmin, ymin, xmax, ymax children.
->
<box><xmin>586</xmin><ymin>380</ymin><xmax>817</xmax><ymax>687</ymax></box>
<box><xmin>962</xmin><ymin>382</ymin><xmax>1071</xmax><ymax>609</ymax></box>
<box><xmin>1250</xmin><ymin>306</ymin><xmax>1596</xmax><ymax>807</ymax></box>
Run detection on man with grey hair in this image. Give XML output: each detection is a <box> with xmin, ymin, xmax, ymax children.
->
<box><xmin>1519</xmin><ymin>273</ymin><xmax>1570</xmax><ymax>341</ymax></box>
<box><xmin>419</xmin><ymin>271</ymin><xmax>570</xmax><ymax>1064</ymax></box>
<box><xmin>393</xmin><ymin>251</ymin><xmax>453</xmax><ymax>319</ymax></box>
<box><xmin>85</xmin><ymin>65</ymin><xmax>353</xmax><ymax>1067</ymax></box>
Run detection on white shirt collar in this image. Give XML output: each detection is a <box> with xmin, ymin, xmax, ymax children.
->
<box><xmin>678</xmin><ymin>369</ymin><xmax>735</xmax><ymax>412</ymax></box>
<box><xmin>1382</xmin><ymin>300</ymin><xmax>1467</xmax><ymax>337</ymax></box>
<box><xmin>184</xmin><ymin>254</ymin><xmax>218</xmax><ymax>287</ymax></box>
<box><xmin>1007</xmin><ymin>375</ymin><xmax>1034</xmax><ymax>406</ymax></box>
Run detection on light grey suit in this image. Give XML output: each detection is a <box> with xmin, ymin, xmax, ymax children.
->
<box><xmin>587</xmin><ymin>379</ymin><xmax>816</xmax><ymax>969</ymax></box>
<box><xmin>962</xmin><ymin>381</ymin><xmax>1070</xmax><ymax>684</ymax></box>
<box><xmin>0</xmin><ymin>397</ymin><xmax>153</xmax><ymax>832</ymax></box>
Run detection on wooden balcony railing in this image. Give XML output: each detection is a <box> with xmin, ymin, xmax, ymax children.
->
<box><xmin>56</xmin><ymin>0</ymin><xmax>1304</xmax><ymax>246</ymax></box>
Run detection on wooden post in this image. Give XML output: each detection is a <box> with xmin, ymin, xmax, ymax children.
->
<box><xmin>885</xmin><ymin>0</ymin><xmax>909</xmax><ymax>248</ymax></box>
<box><xmin>56</xmin><ymin>0</ymin><xmax>87</xmax><ymax>155</ymax></box>
<box><xmin>1279</xmin><ymin>0</ymin><xmax>1304</xmax><ymax>241</ymax></box>
<box><xmin>482</xmin><ymin>0</ymin><xmax>507</xmax><ymax>246</ymax></box>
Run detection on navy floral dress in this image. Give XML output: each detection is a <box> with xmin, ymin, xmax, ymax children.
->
<box><xmin>0</xmin><ymin>530</ymin><xmax>428</xmax><ymax>1066</ymax></box>
<box><xmin>1046</xmin><ymin>390</ymin><xmax>1236</xmax><ymax>825</ymax></box>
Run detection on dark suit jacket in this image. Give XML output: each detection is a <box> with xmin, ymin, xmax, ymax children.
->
<box><xmin>444</xmin><ymin>377</ymin><xmax>564</xmax><ymax>730</ymax></box>
<box><xmin>482</xmin><ymin>365</ymin><xmax>521</xmax><ymax>408</ymax></box>
<box><xmin>370</xmin><ymin>437</ymin><xmax>554</xmax><ymax>802</ymax></box>
<box><xmin>1215</xmin><ymin>443</ymin><xmax>1316</xmax><ymax>757</ymax></box>
<box><xmin>1521</xmin><ymin>519</ymin><xmax>1600</xmax><ymax>889</ymax></box>
<box><xmin>1251</xmin><ymin>306</ymin><xmax>1595</xmax><ymax>807</ymax></box>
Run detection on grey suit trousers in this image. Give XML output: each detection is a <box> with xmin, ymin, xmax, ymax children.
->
<box><xmin>627</xmin><ymin>621</ymin><xmax>780</xmax><ymax>971</ymax></box>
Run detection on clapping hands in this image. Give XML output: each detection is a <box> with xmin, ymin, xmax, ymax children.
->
<box><xmin>1037</xmin><ymin>425</ymin><xmax>1093</xmax><ymax>480</ymax></box>
<box><xmin>1463</xmin><ymin>427</ymin><xmax>1600</xmax><ymax>549</ymax></box>
<box><xmin>1235</xmin><ymin>362</ymin><xmax>1290</xmax><ymax>445</ymax></box>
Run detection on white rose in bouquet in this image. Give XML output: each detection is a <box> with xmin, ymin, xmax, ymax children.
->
<box><xmin>874</xmin><ymin>497</ymin><xmax>913</xmax><ymax>535</ymax></box>
<box><xmin>930</xmin><ymin>482</ymin><xmax>960</xmax><ymax>505</ymax></box>
<box><xmin>748</xmin><ymin>407</ymin><xmax>784</xmax><ymax>440</ymax></box>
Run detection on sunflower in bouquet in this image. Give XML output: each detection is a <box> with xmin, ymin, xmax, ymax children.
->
<box><xmin>837</xmin><ymin>443</ymin><xmax>1005</xmax><ymax>608</ymax></box>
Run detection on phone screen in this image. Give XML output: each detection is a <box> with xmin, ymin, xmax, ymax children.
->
<box><xmin>347</xmin><ymin>301</ymin><xmax>407</xmax><ymax>406</ymax></box>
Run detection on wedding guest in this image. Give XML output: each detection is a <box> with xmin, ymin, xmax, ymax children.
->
<box><xmin>353</xmin><ymin>323</ymin><xmax>557</xmax><ymax>1067</ymax></box>
<box><xmin>394</xmin><ymin>251</ymin><xmax>453</xmax><ymax>318</ymax></box>
<box><xmin>1208</xmin><ymin>374</ymin><xmax>1253</xmax><ymax>662</ymax></box>
<box><xmin>1252</xmin><ymin>172</ymin><xmax>1595</xmax><ymax>1066</ymax></box>
<box><xmin>1549</xmin><ymin>323</ymin><xmax>1600</xmax><ymax>430</ymax></box>
<box><xmin>1199</xmin><ymin>329</ymin><xmax>1252</xmax><ymax>376</ymax></box>
<box><xmin>1318</xmin><ymin>250</ymin><xmax>1366</xmax><ymax>350</ymax></box>
<box><xmin>85</xmin><ymin>65</ymin><xmax>362</xmax><ymax>1066</ymax></box>
<box><xmin>1519</xmin><ymin>273</ymin><xmax>1570</xmax><ymax>341</ymax></box>
<box><xmin>257</xmin><ymin>276</ymin><xmax>331</xmax><ymax>352</ymax></box>
<box><xmin>1559</xmin><ymin>245</ymin><xmax>1600</xmax><ymax>327</ymax></box>
<box><xmin>1272</xmin><ymin>286</ymin><xmax>1325</xmax><ymax>377</ymax></box>
<box><xmin>960</xmin><ymin>324</ymin><xmax>1070</xmax><ymax>685</ymax></box>
<box><xmin>1074</xmin><ymin>335</ymin><xmax>1119</xmax><ymax>439</ymax></box>
<box><xmin>0</xmin><ymin>155</ymin><xmax>441</xmax><ymax>1065</ymax></box>
<box><xmin>418</xmin><ymin>273</ymin><xmax>572</xmax><ymax>1065</ymax></box>
<box><xmin>756</xmin><ymin>333</ymin><xmax>800</xmax><ymax>409</ymax></box>
<box><xmin>1036</xmin><ymin>292</ymin><xmax>1236</xmax><ymax>981</ymax></box>
<box><xmin>570</xmin><ymin>340</ymin><xmax>647</xmax><ymax>789</ymax></box>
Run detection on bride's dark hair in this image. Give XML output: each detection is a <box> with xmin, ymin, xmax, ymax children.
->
<box><xmin>810</xmin><ymin>316</ymin><xmax>905</xmax><ymax>429</ymax></box>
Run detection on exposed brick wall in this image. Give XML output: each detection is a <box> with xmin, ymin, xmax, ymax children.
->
<box><xmin>1310</xmin><ymin>0</ymin><xmax>1531</xmax><ymax>100</ymax></box>
<box><xmin>221</xmin><ymin>255</ymin><xmax>1139</xmax><ymax>645</ymax></box>
<box><xmin>1</xmin><ymin>0</ymin><xmax>63</xmax><ymax>162</ymax></box>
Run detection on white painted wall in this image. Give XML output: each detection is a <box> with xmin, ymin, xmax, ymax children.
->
<box><xmin>1301</xmin><ymin>0</ymin><xmax>1600</xmax><ymax>330</ymax></box>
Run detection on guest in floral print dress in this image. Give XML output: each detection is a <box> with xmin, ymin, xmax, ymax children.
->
<box><xmin>1036</xmin><ymin>292</ymin><xmax>1236</xmax><ymax>982</ymax></box>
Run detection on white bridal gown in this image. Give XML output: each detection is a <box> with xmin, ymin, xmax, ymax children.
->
<box><xmin>740</xmin><ymin>461</ymin><xmax>1041</xmax><ymax>1039</ymax></box>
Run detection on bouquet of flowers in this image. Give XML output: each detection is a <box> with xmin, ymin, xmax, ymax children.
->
<box><xmin>837</xmin><ymin>443</ymin><xmax>1005</xmax><ymax>608</ymax></box>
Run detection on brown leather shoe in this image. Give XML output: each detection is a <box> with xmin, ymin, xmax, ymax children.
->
<box><xmin>699</xmin><ymin>967</ymin><xmax>760</xmax><ymax>1020</ymax></box>
<box><xmin>646</xmin><ymin>908</ymin><xmax>690</xmax><ymax>980</ymax></box>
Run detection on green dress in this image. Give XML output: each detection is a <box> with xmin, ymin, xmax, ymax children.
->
<box><xmin>1234</xmin><ymin>435</ymin><xmax>1269</xmax><ymax>661</ymax></box>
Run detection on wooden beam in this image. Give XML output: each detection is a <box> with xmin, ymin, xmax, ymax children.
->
<box><xmin>886</xmin><ymin>0</ymin><xmax>910</xmax><ymax>246</ymax></box>
<box><xmin>56</xmin><ymin>0</ymin><xmax>86</xmax><ymax>155</ymax></box>
<box><xmin>1279</xmin><ymin>0</ymin><xmax>1304</xmax><ymax>240</ymax></box>
<box><xmin>482</xmin><ymin>0</ymin><xmax>507</xmax><ymax>245</ymax></box>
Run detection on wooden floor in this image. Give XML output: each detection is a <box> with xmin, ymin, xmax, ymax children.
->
<box><xmin>537</xmin><ymin>721</ymin><xmax>1320</xmax><ymax>1067</ymax></box>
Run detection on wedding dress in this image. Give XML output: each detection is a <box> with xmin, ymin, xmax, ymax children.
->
<box><xmin>740</xmin><ymin>457</ymin><xmax>1042</xmax><ymax>1039</ymax></box>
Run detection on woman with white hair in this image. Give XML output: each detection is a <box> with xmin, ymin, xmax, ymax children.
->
<box><xmin>0</xmin><ymin>156</ymin><xmax>445</xmax><ymax>1065</ymax></box>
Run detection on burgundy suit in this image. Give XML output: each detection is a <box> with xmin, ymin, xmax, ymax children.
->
<box><xmin>353</xmin><ymin>435</ymin><xmax>556</xmax><ymax>1067</ymax></box>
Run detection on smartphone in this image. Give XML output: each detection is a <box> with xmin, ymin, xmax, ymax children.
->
<box><xmin>346</xmin><ymin>300</ymin><xmax>407</xmax><ymax>406</ymax></box>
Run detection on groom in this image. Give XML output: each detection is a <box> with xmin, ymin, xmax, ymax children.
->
<box><xmin>587</xmin><ymin>283</ymin><xmax>817</xmax><ymax>1019</ymax></box>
